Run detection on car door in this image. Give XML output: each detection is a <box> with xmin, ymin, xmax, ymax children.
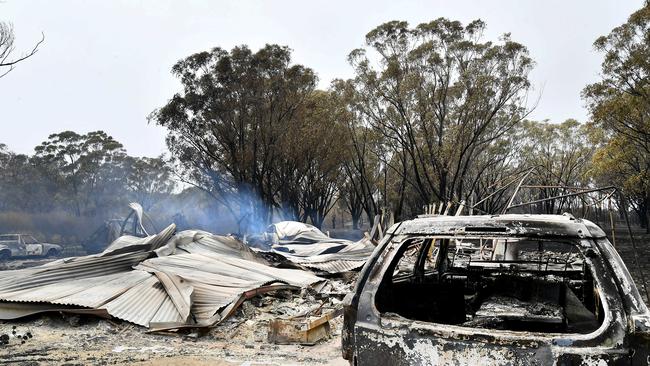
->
<box><xmin>15</xmin><ymin>235</ymin><xmax>27</xmax><ymax>256</ymax></box>
<box><xmin>0</xmin><ymin>235</ymin><xmax>21</xmax><ymax>256</ymax></box>
<box><xmin>23</xmin><ymin>235</ymin><xmax>43</xmax><ymax>256</ymax></box>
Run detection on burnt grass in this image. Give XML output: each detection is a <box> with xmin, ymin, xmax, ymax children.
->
<box><xmin>605</xmin><ymin>226</ymin><xmax>650</xmax><ymax>305</ymax></box>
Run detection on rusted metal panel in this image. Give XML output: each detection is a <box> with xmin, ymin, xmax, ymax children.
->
<box><xmin>268</xmin><ymin>308</ymin><xmax>341</xmax><ymax>345</ymax></box>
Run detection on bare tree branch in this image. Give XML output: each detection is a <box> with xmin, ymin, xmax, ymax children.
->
<box><xmin>0</xmin><ymin>21</ymin><xmax>44</xmax><ymax>79</ymax></box>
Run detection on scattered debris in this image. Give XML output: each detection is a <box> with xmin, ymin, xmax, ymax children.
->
<box><xmin>268</xmin><ymin>308</ymin><xmax>342</xmax><ymax>345</ymax></box>
<box><xmin>0</xmin><ymin>224</ymin><xmax>326</xmax><ymax>330</ymax></box>
<box><xmin>260</xmin><ymin>221</ymin><xmax>376</xmax><ymax>275</ymax></box>
<box><xmin>3</xmin><ymin>213</ymin><xmax>649</xmax><ymax>365</ymax></box>
<box><xmin>0</xmin><ymin>325</ymin><xmax>33</xmax><ymax>346</ymax></box>
<box><xmin>0</xmin><ymin>219</ymin><xmax>372</xmax><ymax>339</ymax></box>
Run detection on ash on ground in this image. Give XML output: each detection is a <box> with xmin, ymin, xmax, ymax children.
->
<box><xmin>0</xmin><ymin>279</ymin><xmax>353</xmax><ymax>366</ymax></box>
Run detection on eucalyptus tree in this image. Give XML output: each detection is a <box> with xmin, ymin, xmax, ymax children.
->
<box><xmin>126</xmin><ymin>156</ymin><xmax>175</xmax><ymax>211</ymax></box>
<box><xmin>33</xmin><ymin>131</ymin><xmax>127</xmax><ymax>216</ymax></box>
<box><xmin>331</xmin><ymin>79</ymin><xmax>383</xmax><ymax>225</ymax></box>
<box><xmin>348</xmin><ymin>18</ymin><xmax>534</xmax><ymax>209</ymax></box>
<box><xmin>151</xmin><ymin>44</ymin><xmax>318</xmax><ymax>232</ymax></box>
<box><xmin>583</xmin><ymin>4</ymin><xmax>650</xmax><ymax>228</ymax></box>
<box><xmin>0</xmin><ymin>145</ymin><xmax>52</xmax><ymax>212</ymax></box>
<box><xmin>295</xmin><ymin>91</ymin><xmax>348</xmax><ymax>228</ymax></box>
<box><xmin>517</xmin><ymin>119</ymin><xmax>595</xmax><ymax>214</ymax></box>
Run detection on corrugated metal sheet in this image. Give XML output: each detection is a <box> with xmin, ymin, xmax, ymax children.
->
<box><xmin>156</xmin><ymin>230</ymin><xmax>262</xmax><ymax>263</ymax></box>
<box><xmin>134</xmin><ymin>252</ymin><xmax>323</xmax><ymax>326</ymax></box>
<box><xmin>290</xmin><ymin>259</ymin><xmax>367</xmax><ymax>273</ymax></box>
<box><xmin>268</xmin><ymin>231</ymin><xmax>375</xmax><ymax>274</ymax></box>
<box><xmin>0</xmin><ymin>252</ymin><xmax>151</xmax><ymax>296</ymax></box>
<box><xmin>270</xmin><ymin>221</ymin><xmax>351</xmax><ymax>246</ymax></box>
<box><xmin>152</xmin><ymin>271</ymin><xmax>192</xmax><ymax>321</ymax></box>
<box><xmin>103</xmin><ymin>224</ymin><xmax>176</xmax><ymax>255</ymax></box>
<box><xmin>54</xmin><ymin>271</ymin><xmax>152</xmax><ymax>308</ymax></box>
<box><xmin>0</xmin><ymin>223</ymin><xmax>325</xmax><ymax>331</ymax></box>
<box><xmin>0</xmin><ymin>272</ymin><xmax>127</xmax><ymax>304</ymax></box>
<box><xmin>102</xmin><ymin>275</ymin><xmax>170</xmax><ymax>327</ymax></box>
<box><xmin>149</xmin><ymin>296</ymin><xmax>185</xmax><ymax>326</ymax></box>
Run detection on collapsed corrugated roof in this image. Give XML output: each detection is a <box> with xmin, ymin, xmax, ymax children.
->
<box><xmin>0</xmin><ymin>226</ymin><xmax>324</xmax><ymax>330</ymax></box>
<box><xmin>272</xmin><ymin>249</ymin><xmax>374</xmax><ymax>274</ymax></box>
<box><xmin>265</xmin><ymin>221</ymin><xmax>375</xmax><ymax>274</ymax></box>
<box><xmin>155</xmin><ymin>230</ymin><xmax>263</xmax><ymax>263</ymax></box>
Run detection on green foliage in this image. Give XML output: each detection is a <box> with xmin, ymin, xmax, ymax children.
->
<box><xmin>33</xmin><ymin>131</ymin><xmax>128</xmax><ymax>216</ymax></box>
<box><xmin>517</xmin><ymin>119</ymin><xmax>595</xmax><ymax>213</ymax></box>
<box><xmin>126</xmin><ymin>156</ymin><xmax>174</xmax><ymax>211</ymax></box>
<box><xmin>152</xmin><ymin>44</ymin><xmax>351</xmax><ymax>230</ymax></box>
<box><xmin>583</xmin><ymin>3</ymin><xmax>650</xmax><ymax>227</ymax></box>
<box><xmin>346</xmin><ymin>17</ymin><xmax>533</xmax><ymax>215</ymax></box>
<box><xmin>0</xmin><ymin>132</ymin><xmax>176</xmax><ymax>222</ymax></box>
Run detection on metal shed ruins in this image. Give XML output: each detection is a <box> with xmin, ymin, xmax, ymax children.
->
<box><xmin>0</xmin><ymin>225</ymin><xmax>328</xmax><ymax>330</ymax></box>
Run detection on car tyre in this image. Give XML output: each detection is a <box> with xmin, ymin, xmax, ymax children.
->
<box><xmin>0</xmin><ymin>250</ymin><xmax>10</xmax><ymax>260</ymax></box>
<box><xmin>46</xmin><ymin>249</ymin><xmax>59</xmax><ymax>258</ymax></box>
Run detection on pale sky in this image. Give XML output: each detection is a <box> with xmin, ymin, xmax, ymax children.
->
<box><xmin>0</xmin><ymin>0</ymin><xmax>642</xmax><ymax>157</ymax></box>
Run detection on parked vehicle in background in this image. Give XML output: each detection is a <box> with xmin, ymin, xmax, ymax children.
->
<box><xmin>0</xmin><ymin>234</ymin><xmax>62</xmax><ymax>260</ymax></box>
<box><xmin>342</xmin><ymin>214</ymin><xmax>650</xmax><ymax>365</ymax></box>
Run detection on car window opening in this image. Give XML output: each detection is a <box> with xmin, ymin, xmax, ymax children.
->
<box><xmin>375</xmin><ymin>237</ymin><xmax>604</xmax><ymax>334</ymax></box>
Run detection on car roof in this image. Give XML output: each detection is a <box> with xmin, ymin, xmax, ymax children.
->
<box><xmin>387</xmin><ymin>214</ymin><xmax>607</xmax><ymax>239</ymax></box>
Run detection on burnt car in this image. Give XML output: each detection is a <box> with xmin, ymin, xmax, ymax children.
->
<box><xmin>342</xmin><ymin>214</ymin><xmax>650</xmax><ymax>365</ymax></box>
<box><xmin>0</xmin><ymin>234</ymin><xmax>62</xmax><ymax>260</ymax></box>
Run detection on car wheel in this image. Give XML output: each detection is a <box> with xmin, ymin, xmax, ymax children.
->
<box><xmin>46</xmin><ymin>249</ymin><xmax>59</xmax><ymax>258</ymax></box>
<box><xmin>0</xmin><ymin>251</ymin><xmax>10</xmax><ymax>260</ymax></box>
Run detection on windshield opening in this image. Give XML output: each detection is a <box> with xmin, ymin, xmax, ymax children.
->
<box><xmin>0</xmin><ymin>235</ymin><xmax>19</xmax><ymax>243</ymax></box>
<box><xmin>375</xmin><ymin>236</ymin><xmax>604</xmax><ymax>334</ymax></box>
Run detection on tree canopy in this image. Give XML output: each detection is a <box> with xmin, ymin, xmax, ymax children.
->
<box><xmin>583</xmin><ymin>4</ymin><xmax>650</xmax><ymax>229</ymax></box>
<box><xmin>7</xmin><ymin>8</ymin><xmax>650</xmax><ymax>234</ymax></box>
<box><xmin>346</xmin><ymin>19</ymin><xmax>533</xmax><ymax>216</ymax></box>
<box><xmin>152</xmin><ymin>44</ymin><xmax>349</xmax><ymax>231</ymax></box>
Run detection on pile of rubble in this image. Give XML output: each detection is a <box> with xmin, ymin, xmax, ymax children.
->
<box><xmin>0</xmin><ymin>221</ymin><xmax>374</xmax><ymax>343</ymax></box>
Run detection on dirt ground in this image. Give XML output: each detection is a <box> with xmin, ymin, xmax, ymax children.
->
<box><xmin>0</xmin><ymin>299</ymin><xmax>348</xmax><ymax>365</ymax></box>
<box><xmin>605</xmin><ymin>226</ymin><xmax>650</xmax><ymax>305</ymax></box>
